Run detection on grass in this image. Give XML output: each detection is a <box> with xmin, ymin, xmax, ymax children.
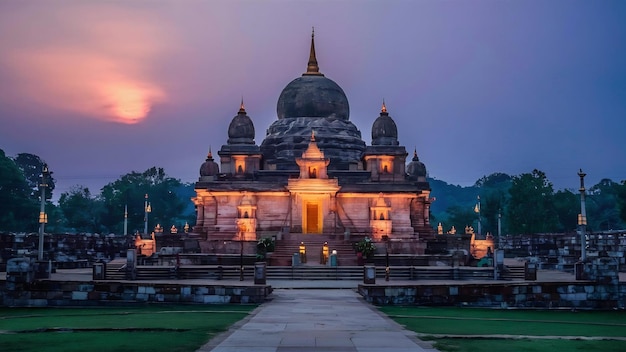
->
<box><xmin>378</xmin><ymin>306</ymin><xmax>626</xmax><ymax>352</ymax></box>
<box><xmin>0</xmin><ymin>304</ymin><xmax>256</xmax><ymax>352</ymax></box>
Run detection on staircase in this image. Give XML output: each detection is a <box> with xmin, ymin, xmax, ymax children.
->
<box><xmin>269</xmin><ymin>233</ymin><xmax>359</xmax><ymax>266</ymax></box>
<box><xmin>104</xmin><ymin>258</ymin><xmax>126</xmax><ymax>280</ymax></box>
<box><xmin>500</xmin><ymin>265</ymin><xmax>526</xmax><ymax>280</ymax></box>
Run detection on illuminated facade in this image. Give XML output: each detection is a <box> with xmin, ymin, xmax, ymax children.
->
<box><xmin>193</xmin><ymin>33</ymin><xmax>433</xmax><ymax>247</ymax></box>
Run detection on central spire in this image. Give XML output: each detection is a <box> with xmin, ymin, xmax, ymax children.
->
<box><xmin>304</xmin><ymin>27</ymin><xmax>324</xmax><ymax>76</ymax></box>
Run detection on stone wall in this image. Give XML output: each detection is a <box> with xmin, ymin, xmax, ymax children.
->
<box><xmin>358</xmin><ymin>282</ymin><xmax>626</xmax><ymax>309</ymax></box>
<box><xmin>1</xmin><ymin>279</ymin><xmax>272</xmax><ymax>307</ymax></box>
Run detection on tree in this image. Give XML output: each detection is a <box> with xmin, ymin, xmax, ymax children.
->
<box><xmin>506</xmin><ymin>169</ymin><xmax>557</xmax><ymax>234</ymax></box>
<box><xmin>474</xmin><ymin>172</ymin><xmax>512</xmax><ymax>189</ymax></box>
<box><xmin>59</xmin><ymin>186</ymin><xmax>104</xmax><ymax>233</ymax></box>
<box><xmin>480</xmin><ymin>191</ymin><xmax>506</xmax><ymax>236</ymax></box>
<box><xmin>617</xmin><ymin>180</ymin><xmax>626</xmax><ymax>225</ymax></box>
<box><xmin>553</xmin><ymin>189</ymin><xmax>579</xmax><ymax>232</ymax></box>
<box><xmin>586</xmin><ymin>179</ymin><xmax>625</xmax><ymax>231</ymax></box>
<box><xmin>0</xmin><ymin>149</ymin><xmax>39</xmax><ymax>231</ymax></box>
<box><xmin>13</xmin><ymin>153</ymin><xmax>55</xmax><ymax>201</ymax></box>
<box><xmin>444</xmin><ymin>205</ymin><xmax>477</xmax><ymax>234</ymax></box>
<box><xmin>476</xmin><ymin>173</ymin><xmax>512</xmax><ymax>237</ymax></box>
<box><xmin>99</xmin><ymin>167</ymin><xmax>187</xmax><ymax>234</ymax></box>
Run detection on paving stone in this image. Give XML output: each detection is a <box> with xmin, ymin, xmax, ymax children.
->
<box><xmin>199</xmin><ymin>289</ymin><xmax>437</xmax><ymax>351</ymax></box>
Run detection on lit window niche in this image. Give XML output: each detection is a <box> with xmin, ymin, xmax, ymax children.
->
<box><xmin>381</xmin><ymin>160</ymin><xmax>392</xmax><ymax>174</ymax></box>
<box><xmin>235</xmin><ymin>159</ymin><xmax>245</xmax><ymax>174</ymax></box>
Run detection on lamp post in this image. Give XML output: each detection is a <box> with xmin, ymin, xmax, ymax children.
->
<box><xmin>474</xmin><ymin>195</ymin><xmax>481</xmax><ymax>235</ymax></box>
<box><xmin>239</xmin><ymin>229</ymin><xmax>244</xmax><ymax>281</ymax></box>
<box><xmin>383</xmin><ymin>235</ymin><xmax>390</xmax><ymax>281</ymax></box>
<box><xmin>37</xmin><ymin>164</ymin><xmax>51</xmax><ymax>261</ymax></box>
<box><xmin>578</xmin><ymin>169</ymin><xmax>588</xmax><ymax>261</ymax></box>
<box><xmin>143</xmin><ymin>194</ymin><xmax>151</xmax><ymax>235</ymax></box>
<box><xmin>497</xmin><ymin>210</ymin><xmax>502</xmax><ymax>250</ymax></box>
<box><xmin>123</xmin><ymin>204</ymin><xmax>128</xmax><ymax>236</ymax></box>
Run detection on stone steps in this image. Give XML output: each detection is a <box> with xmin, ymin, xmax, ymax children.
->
<box><xmin>501</xmin><ymin>265</ymin><xmax>526</xmax><ymax>280</ymax></box>
<box><xmin>270</xmin><ymin>233</ymin><xmax>358</xmax><ymax>266</ymax></box>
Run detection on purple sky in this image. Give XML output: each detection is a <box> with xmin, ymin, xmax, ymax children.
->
<box><xmin>1</xmin><ymin>1</ymin><xmax>625</xmax><ymax>201</ymax></box>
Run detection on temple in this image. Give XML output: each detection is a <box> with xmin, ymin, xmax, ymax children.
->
<box><xmin>193</xmin><ymin>32</ymin><xmax>433</xmax><ymax>257</ymax></box>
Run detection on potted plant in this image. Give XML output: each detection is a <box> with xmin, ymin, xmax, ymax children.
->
<box><xmin>354</xmin><ymin>237</ymin><xmax>376</xmax><ymax>263</ymax></box>
<box><xmin>256</xmin><ymin>237</ymin><xmax>275</xmax><ymax>262</ymax></box>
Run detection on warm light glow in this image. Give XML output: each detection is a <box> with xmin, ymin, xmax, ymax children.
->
<box><xmin>100</xmin><ymin>81</ymin><xmax>163</xmax><ymax>123</ymax></box>
<box><xmin>0</xmin><ymin>4</ymin><xmax>169</xmax><ymax>124</ymax></box>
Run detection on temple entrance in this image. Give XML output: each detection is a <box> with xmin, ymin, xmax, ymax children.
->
<box><xmin>304</xmin><ymin>202</ymin><xmax>322</xmax><ymax>234</ymax></box>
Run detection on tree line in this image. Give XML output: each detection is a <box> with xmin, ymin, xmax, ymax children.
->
<box><xmin>0</xmin><ymin>150</ymin><xmax>195</xmax><ymax>234</ymax></box>
<box><xmin>1</xmin><ymin>149</ymin><xmax>625</xmax><ymax>236</ymax></box>
<box><xmin>430</xmin><ymin>170</ymin><xmax>626</xmax><ymax>236</ymax></box>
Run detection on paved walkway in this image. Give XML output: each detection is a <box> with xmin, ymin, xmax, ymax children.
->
<box><xmin>198</xmin><ymin>289</ymin><xmax>439</xmax><ymax>352</ymax></box>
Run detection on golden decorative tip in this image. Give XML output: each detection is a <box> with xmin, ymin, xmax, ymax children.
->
<box><xmin>304</xmin><ymin>27</ymin><xmax>323</xmax><ymax>76</ymax></box>
<box><xmin>381</xmin><ymin>100</ymin><xmax>387</xmax><ymax>113</ymax></box>
<box><xmin>239</xmin><ymin>97</ymin><xmax>246</xmax><ymax>113</ymax></box>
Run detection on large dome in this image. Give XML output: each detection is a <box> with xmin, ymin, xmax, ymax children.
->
<box><xmin>277</xmin><ymin>75</ymin><xmax>349</xmax><ymax>120</ymax></box>
<box><xmin>260</xmin><ymin>31</ymin><xmax>365</xmax><ymax>170</ymax></box>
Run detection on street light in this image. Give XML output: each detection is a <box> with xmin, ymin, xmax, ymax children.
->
<box><xmin>143</xmin><ymin>194</ymin><xmax>151</xmax><ymax>235</ymax></box>
<box><xmin>239</xmin><ymin>229</ymin><xmax>244</xmax><ymax>281</ymax></box>
<box><xmin>578</xmin><ymin>169</ymin><xmax>588</xmax><ymax>261</ymax></box>
<box><xmin>38</xmin><ymin>164</ymin><xmax>51</xmax><ymax>261</ymax></box>
<box><xmin>497</xmin><ymin>210</ymin><xmax>502</xmax><ymax>250</ymax></box>
<box><xmin>382</xmin><ymin>235</ymin><xmax>390</xmax><ymax>281</ymax></box>
<box><xmin>474</xmin><ymin>195</ymin><xmax>481</xmax><ymax>236</ymax></box>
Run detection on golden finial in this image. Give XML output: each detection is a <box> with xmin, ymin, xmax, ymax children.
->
<box><xmin>381</xmin><ymin>99</ymin><xmax>387</xmax><ymax>113</ymax></box>
<box><xmin>304</xmin><ymin>27</ymin><xmax>323</xmax><ymax>76</ymax></box>
<box><xmin>238</xmin><ymin>97</ymin><xmax>246</xmax><ymax>113</ymax></box>
<box><xmin>207</xmin><ymin>146</ymin><xmax>213</xmax><ymax>159</ymax></box>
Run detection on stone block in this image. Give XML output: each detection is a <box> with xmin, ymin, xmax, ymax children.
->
<box><xmin>195</xmin><ymin>287</ymin><xmax>209</xmax><ymax>295</ymax></box>
<box><xmin>135</xmin><ymin>293</ymin><xmax>149</xmax><ymax>301</ymax></box>
<box><xmin>28</xmin><ymin>299</ymin><xmax>48</xmax><ymax>307</ymax></box>
<box><xmin>72</xmin><ymin>291</ymin><xmax>88</xmax><ymax>300</ymax></box>
<box><xmin>164</xmin><ymin>294</ymin><xmax>181</xmax><ymax>302</ymax></box>
<box><xmin>47</xmin><ymin>291</ymin><xmax>63</xmax><ymax>300</ymax></box>
<box><xmin>122</xmin><ymin>285</ymin><xmax>137</xmax><ymax>294</ymax></box>
<box><xmin>30</xmin><ymin>291</ymin><xmax>47</xmax><ymax>299</ymax></box>
<box><xmin>385</xmin><ymin>288</ymin><xmax>399</xmax><ymax>297</ymax></box>
<box><xmin>561</xmin><ymin>292</ymin><xmax>587</xmax><ymax>301</ymax></box>
<box><xmin>121</xmin><ymin>293</ymin><xmax>135</xmax><ymax>301</ymax></box>
<box><xmin>78</xmin><ymin>284</ymin><xmax>94</xmax><ymax>292</ymax></box>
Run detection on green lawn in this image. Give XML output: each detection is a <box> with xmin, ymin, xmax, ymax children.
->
<box><xmin>379</xmin><ymin>306</ymin><xmax>626</xmax><ymax>352</ymax></box>
<box><xmin>0</xmin><ymin>304</ymin><xmax>256</xmax><ymax>352</ymax></box>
